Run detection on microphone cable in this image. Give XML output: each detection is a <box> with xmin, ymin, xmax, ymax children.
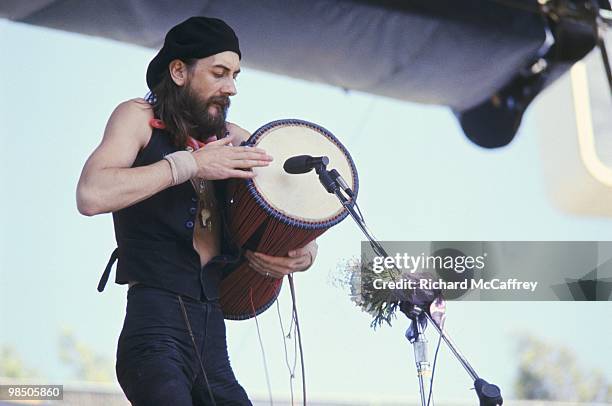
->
<box><xmin>178</xmin><ymin>295</ymin><xmax>217</xmax><ymax>406</ymax></box>
<box><xmin>427</xmin><ymin>332</ymin><xmax>443</xmax><ymax>406</ymax></box>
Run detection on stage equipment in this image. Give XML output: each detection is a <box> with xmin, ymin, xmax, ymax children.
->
<box><xmin>299</xmin><ymin>153</ymin><xmax>504</xmax><ymax>405</ymax></box>
<box><xmin>457</xmin><ymin>0</ymin><xmax>611</xmax><ymax>148</ymax></box>
<box><xmin>6</xmin><ymin>0</ymin><xmax>610</xmax><ymax>147</ymax></box>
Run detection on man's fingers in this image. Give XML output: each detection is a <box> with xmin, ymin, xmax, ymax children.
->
<box><xmin>292</xmin><ymin>256</ymin><xmax>311</xmax><ymax>271</ymax></box>
<box><xmin>231</xmin><ymin>150</ymin><xmax>273</xmax><ymax>161</ymax></box>
<box><xmin>247</xmin><ymin>254</ymin><xmax>277</xmax><ymax>270</ymax></box>
<box><xmin>220</xmin><ymin>145</ymin><xmax>268</xmax><ymax>154</ymax></box>
<box><xmin>227</xmin><ymin>169</ymin><xmax>256</xmax><ymax>179</ymax></box>
<box><xmin>283</xmin><ymin>249</ymin><xmax>311</xmax><ymax>270</ymax></box>
<box><xmin>233</xmin><ymin>147</ymin><xmax>270</xmax><ymax>155</ymax></box>
<box><xmin>247</xmin><ymin>259</ymin><xmax>265</xmax><ymax>273</ymax></box>
<box><xmin>208</xmin><ymin>137</ymin><xmax>234</xmax><ymax>146</ymax></box>
<box><xmin>289</xmin><ymin>240</ymin><xmax>318</xmax><ymax>257</ymax></box>
<box><xmin>247</xmin><ymin>257</ymin><xmax>283</xmax><ymax>279</ymax></box>
<box><xmin>288</xmin><ymin>247</ymin><xmax>309</xmax><ymax>257</ymax></box>
<box><xmin>247</xmin><ymin>252</ymin><xmax>287</xmax><ymax>270</ymax></box>
<box><xmin>237</xmin><ymin>146</ymin><xmax>267</xmax><ymax>154</ymax></box>
<box><xmin>251</xmin><ymin>252</ymin><xmax>286</xmax><ymax>265</ymax></box>
<box><xmin>252</xmin><ymin>252</ymin><xmax>301</xmax><ymax>271</ymax></box>
<box><xmin>232</xmin><ymin>159</ymin><xmax>272</xmax><ymax>169</ymax></box>
<box><xmin>245</xmin><ymin>250</ymin><xmax>311</xmax><ymax>275</ymax></box>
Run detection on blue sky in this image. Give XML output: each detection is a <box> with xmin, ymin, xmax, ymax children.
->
<box><xmin>1</xmin><ymin>19</ymin><xmax>611</xmax><ymax>403</ymax></box>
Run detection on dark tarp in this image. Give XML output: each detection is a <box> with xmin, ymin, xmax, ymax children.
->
<box><xmin>0</xmin><ymin>0</ymin><xmax>547</xmax><ymax>111</ymax></box>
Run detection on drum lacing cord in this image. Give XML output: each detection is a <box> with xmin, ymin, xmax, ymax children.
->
<box><xmin>249</xmin><ymin>288</ymin><xmax>274</xmax><ymax>405</ymax></box>
<box><xmin>178</xmin><ymin>295</ymin><xmax>217</xmax><ymax>406</ymax></box>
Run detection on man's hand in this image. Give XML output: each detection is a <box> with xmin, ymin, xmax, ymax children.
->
<box><xmin>245</xmin><ymin>240</ymin><xmax>318</xmax><ymax>279</ymax></box>
<box><xmin>192</xmin><ymin>137</ymin><xmax>273</xmax><ymax>180</ymax></box>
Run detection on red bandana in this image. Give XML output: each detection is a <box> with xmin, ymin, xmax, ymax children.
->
<box><xmin>149</xmin><ymin>118</ymin><xmax>216</xmax><ymax>150</ymax></box>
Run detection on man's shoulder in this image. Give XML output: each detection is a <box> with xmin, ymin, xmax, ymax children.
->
<box><xmin>114</xmin><ymin>98</ymin><xmax>154</xmax><ymax>119</ymax></box>
<box><xmin>104</xmin><ymin>98</ymin><xmax>154</xmax><ymax>148</ymax></box>
<box><xmin>108</xmin><ymin>98</ymin><xmax>154</xmax><ymax>132</ymax></box>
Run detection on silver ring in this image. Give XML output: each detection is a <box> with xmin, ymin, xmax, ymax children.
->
<box><xmin>265</xmin><ymin>272</ymin><xmax>269</xmax><ymax>277</ymax></box>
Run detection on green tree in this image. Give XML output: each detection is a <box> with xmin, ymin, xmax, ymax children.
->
<box><xmin>515</xmin><ymin>334</ymin><xmax>612</xmax><ymax>402</ymax></box>
<box><xmin>0</xmin><ymin>345</ymin><xmax>38</xmax><ymax>379</ymax></box>
<box><xmin>59</xmin><ymin>328</ymin><xmax>114</xmax><ymax>382</ymax></box>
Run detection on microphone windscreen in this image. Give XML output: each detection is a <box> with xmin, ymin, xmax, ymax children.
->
<box><xmin>283</xmin><ymin>155</ymin><xmax>312</xmax><ymax>174</ymax></box>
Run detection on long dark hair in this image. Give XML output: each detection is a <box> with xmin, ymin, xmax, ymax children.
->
<box><xmin>145</xmin><ymin>59</ymin><xmax>198</xmax><ymax>148</ymax></box>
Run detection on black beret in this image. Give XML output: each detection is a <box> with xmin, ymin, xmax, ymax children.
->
<box><xmin>146</xmin><ymin>16</ymin><xmax>241</xmax><ymax>90</ymax></box>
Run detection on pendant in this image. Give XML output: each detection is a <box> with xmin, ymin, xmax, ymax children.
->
<box><xmin>200</xmin><ymin>208</ymin><xmax>212</xmax><ymax>230</ymax></box>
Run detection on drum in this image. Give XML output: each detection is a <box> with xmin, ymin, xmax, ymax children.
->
<box><xmin>220</xmin><ymin>119</ymin><xmax>359</xmax><ymax>320</ymax></box>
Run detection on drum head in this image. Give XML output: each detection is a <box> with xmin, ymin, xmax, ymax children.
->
<box><xmin>245</xmin><ymin>119</ymin><xmax>358</xmax><ymax>229</ymax></box>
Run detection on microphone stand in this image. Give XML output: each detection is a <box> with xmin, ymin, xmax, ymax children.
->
<box><xmin>314</xmin><ymin>165</ymin><xmax>387</xmax><ymax>258</ymax></box>
<box><xmin>313</xmin><ymin>162</ymin><xmax>503</xmax><ymax>406</ymax></box>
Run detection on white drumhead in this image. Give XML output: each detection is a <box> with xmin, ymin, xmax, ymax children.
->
<box><xmin>250</xmin><ymin>122</ymin><xmax>356</xmax><ymax>223</ymax></box>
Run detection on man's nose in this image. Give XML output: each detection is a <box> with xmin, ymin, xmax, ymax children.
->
<box><xmin>221</xmin><ymin>78</ymin><xmax>237</xmax><ymax>96</ymax></box>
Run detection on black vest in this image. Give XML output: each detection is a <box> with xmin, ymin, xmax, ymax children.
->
<box><xmin>97</xmin><ymin>127</ymin><xmax>240</xmax><ymax>300</ymax></box>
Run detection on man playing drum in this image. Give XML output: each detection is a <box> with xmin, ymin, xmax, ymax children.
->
<box><xmin>76</xmin><ymin>16</ymin><xmax>318</xmax><ymax>405</ymax></box>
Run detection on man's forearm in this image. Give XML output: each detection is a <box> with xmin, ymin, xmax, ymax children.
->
<box><xmin>77</xmin><ymin>160</ymin><xmax>173</xmax><ymax>215</ymax></box>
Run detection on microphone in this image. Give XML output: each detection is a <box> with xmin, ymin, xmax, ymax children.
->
<box><xmin>329</xmin><ymin>169</ymin><xmax>354</xmax><ymax>198</ymax></box>
<box><xmin>283</xmin><ymin>155</ymin><xmax>329</xmax><ymax>174</ymax></box>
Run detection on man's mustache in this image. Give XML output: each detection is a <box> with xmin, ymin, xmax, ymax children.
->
<box><xmin>207</xmin><ymin>96</ymin><xmax>230</xmax><ymax>110</ymax></box>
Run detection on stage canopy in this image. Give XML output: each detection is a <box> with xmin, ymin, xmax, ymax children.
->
<box><xmin>1</xmin><ymin>0</ymin><xmax>551</xmax><ymax>111</ymax></box>
<box><xmin>4</xmin><ymin>0</ymin><xmax>608</xmax><ymax>147</ymax></box>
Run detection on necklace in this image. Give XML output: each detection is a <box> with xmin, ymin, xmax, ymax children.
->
<box><xmin>194</xmin><ymin>177</ymin><xmax>216</xmax><ymax>231</ymax></box>
<box><xmin>186</xmin><ymin>144</ymin><xmax>217</xmax><ymax>232</ymax></box>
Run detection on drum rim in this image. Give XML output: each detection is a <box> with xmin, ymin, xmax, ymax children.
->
<box><xmin>243</xmin><ymin>118</ymin><xmax>360</xmax><ymax>230</ymax></box>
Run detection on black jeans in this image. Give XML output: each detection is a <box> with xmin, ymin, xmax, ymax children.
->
<box><xmin>116</xmin><ymin>284</ymin><xmax>251</xmax><ymax>405</ymax></box>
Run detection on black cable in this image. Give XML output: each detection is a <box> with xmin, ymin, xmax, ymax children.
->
<box><xmin>598</xmin><ymin>38</ymin><xmax>612</xmax><ymax>95</ymax></box>
<box><xmin>287</xmin><ymin>275</ymin><xmax>307</xmax><ymax>406</ymax></box>
<box><xmin>352</xmin><ymin>200</ymin><xmax>388</xmax><ymax>258</ymax></box>
<box><xmin>589</xmin><ymin>0</ymin><xmax>612</xmax><ymax>95</ymax></box>
<box><xmin>276</xmin><ymin>299</ymin><xmax>298</xmax><ymax>405</ymax></box>
<box><xmin>249</xmin><ymin>289</ymin><xmax>274</xmax><ymax>406</ymax></box>
<box><xmin>178</xmin><ymin>295</ymin><xmax>216</xmax><ymax>406</ymax></box>
<box><xmin>427</xmin><ymin>332</ymin><xmax>443</xmax><ymax>406</ymax></box>
<box><xmin>353</xmin><ymin>200</ymin><xmax>366</xmax><ymax>225</ymax></box>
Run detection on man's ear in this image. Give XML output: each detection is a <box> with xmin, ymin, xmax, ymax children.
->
<box><xmin>169</xmin><ymin>59</ymin><xmax>188</xmax><ymax>86</ymax></box>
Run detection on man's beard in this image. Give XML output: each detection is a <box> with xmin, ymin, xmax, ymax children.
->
<box><xmin>178</xmin><ymin>85</ymin><xmax>230</xmax><ymax>142</ymax></box>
